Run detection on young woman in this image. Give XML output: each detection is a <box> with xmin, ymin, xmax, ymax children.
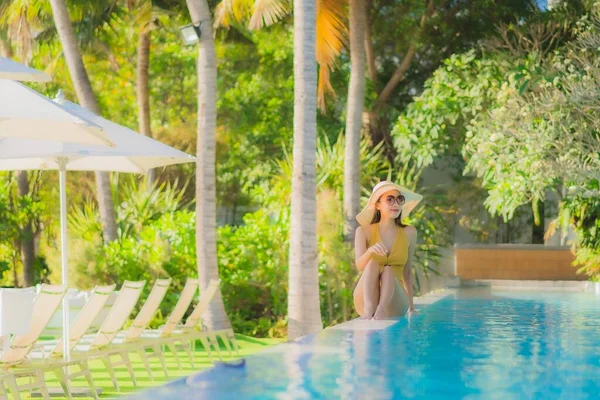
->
<box><xmin>353</xmin><ymin>181</ymin><xmax>422</xmax><ymax>320</ymax></box>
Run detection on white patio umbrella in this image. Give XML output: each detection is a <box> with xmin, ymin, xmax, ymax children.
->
<box><xmin>0</xmin><ymin>57</ymin><xmax>51</xmax><ymax>82</ymax></box>
<box><xmin>0</xmin><ymin>99</ymin><xmax>196</xmax><ymax>361</ymax></box>
<box><xmin>0</xmin><ymin>80</ymin><xmax>114</xmax><ymax>146</ymax></box>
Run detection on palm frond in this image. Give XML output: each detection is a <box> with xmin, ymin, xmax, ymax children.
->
<box><xmin>248</xmin><ymin>0</ymin><xmax>291</xmax><ymax>30</ymax></box>
<box><xmin>0</xmin><ymin>0</ymin><xmax>51</xmax><ymax>60</ymax></box>
<box><xmin>212</xmin><ymin>0</ymin><xmax>346</xmax><ymax>112</ymax></box>
<box><xmin>214</xmin><ymin>0</ymin><xmax>255</xmax><ymax>28</ymax></box>
<box><xmin>131</xmin><ymin>0</ymin><xmax>153</xmax><ymax>28</ymax></box>
<box><xmin>316</xmin><ymin>0</ymin><xmax>347</xmax><ymax>111</ymax></box>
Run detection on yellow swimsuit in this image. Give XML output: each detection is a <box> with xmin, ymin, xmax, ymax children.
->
<box><xmin>367</xmin><ymin>224</ymin><xmax>409</xmax><ymax>283</ymax></box>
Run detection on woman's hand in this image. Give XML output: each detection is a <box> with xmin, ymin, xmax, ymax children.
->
<box><xmin>367</xmin><ymin>242</ymin><xmax>387</xmax><ymax>256</ymax></box>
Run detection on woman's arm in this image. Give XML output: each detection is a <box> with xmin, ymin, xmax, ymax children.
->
<box><xmin>403</xmin><ymin>226</ymin><xmax>418</xmax><ymax>313</ymax></box>
<box><xmin>354</xmin><ymin>226</ymin><xmax>386</xmax><ymax>271</ymax></box>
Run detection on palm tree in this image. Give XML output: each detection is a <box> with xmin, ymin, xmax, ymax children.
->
<box><xmin>288</xmin><ymin>0</ymin><xmax>323</xmax><ymax>340</ymax></box>
<box><xmin>137</xmin><ymin>27</ymin><xmax>155</xmax><ymax>187</ymax></box>
<box><xmin>343</xmin><ymin>0</ymin><xmax>366</xmax><ymax>243</ymax></box>
<box><xmin>214</xmin><ymin>0</ymin><xmax>363</xmax><ymax>248</ymax></box>
<box><xmin>184</xmin><ymin>0</ymin><xmax>232</xmax><ymax>330</ymax></box>
<box><xmin>215</xmin><ymin>0</ymin><xmax>326</xmax><ymax>339</ymax></box>
<box><xmin>48</xmin><ymin>0</ymin><xmax>119</xmax><ymax>242</ymax></box>
<box><xmin>214</xmin><ymin>0</ymin><xmax>345</xmax><ymax>111</ymax></box>
<box><xmin>128</xmin><ymin>0</ymin><xmax>157</xmax><ymax>186</ymax></box>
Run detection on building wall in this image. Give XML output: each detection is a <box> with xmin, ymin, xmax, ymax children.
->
<box><xmin>455</xmin><ymin>245</ymin><xmax>586</xmax><ymax>281</ymax></box>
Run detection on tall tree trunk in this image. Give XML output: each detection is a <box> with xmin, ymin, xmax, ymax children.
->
<box><xmin>367</xmin><ymin>43</ymin><xmax>416</xmax><ymax>150</ymax></box>
<box><xmin>11</xmin><ymin>249</ymin><xmax>19</xmax><ymax>288</ymax></box>
<box><xmin>367</xmin><ymin>0</ymin><xmax>434</xmax><ymax>153</ymax></box>
<box><xmin>343</xmin><ymin>0</ymin><xmax>367</xmax><ymax>244</ymax></box>
<box><xmin>288</xmin><ymin>0</ymin><xmax>323</xmax><ymax>340</ymax></box>
<box><xmin>17</xmin><ymin>172</ymin><xmax>35</xmax><ymax>286</ymax></box>
<box><xmin>364</xmin><ymin>0</ymin><xmax>377</xmax><ymax>88</ymax></box>
<box><xmin>137</xmin><ymin>27</ymin><xmax>156</xmax><ymax>186</ymax></box>
<box><xmin>185</xmin><ymin>0</ymin><xmax>231</xmax><ymax>330</ymax></box>
<box><xmin>532</xmin><ymin>201</ymin><xmax>545</xmax><ymax>244</ymax></box>
<box><xmin>49</xmin><ymin>0</ymin><xmax>118</xmax><ymax>242</ymax></box>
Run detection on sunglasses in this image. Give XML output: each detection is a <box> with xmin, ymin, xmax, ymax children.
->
<box><xmin>379</xmin><ymin>195</ymin><xmax>406</xmax><ymax>206</ymax></box>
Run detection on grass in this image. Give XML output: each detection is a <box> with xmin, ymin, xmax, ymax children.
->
<box><xmin>15</xmin><ymin>335</ymin><xmax>284</xmax><ymax>399</ymax></box>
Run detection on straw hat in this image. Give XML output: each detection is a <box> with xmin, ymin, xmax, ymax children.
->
<box><xmin>356</xmin><ymin>181</ymin><xmax>423</xmax><ymax>226</ymax></box>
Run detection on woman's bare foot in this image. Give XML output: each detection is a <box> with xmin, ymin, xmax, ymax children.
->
<box><xmin>372</xmin><ymin>307</ymin><xmax>386</xmax><ymax>320</ymax></box>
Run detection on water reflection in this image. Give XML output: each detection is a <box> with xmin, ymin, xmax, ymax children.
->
<box><xmin>126</xmin><ymin>289</ymin><xmax>600</xmax><ymax>400</ymax></box>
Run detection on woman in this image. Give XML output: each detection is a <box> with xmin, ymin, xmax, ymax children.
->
<box><xmin>353</xmin><ymin>181</ymin><xmax>422</xmax><ymax>320</ymax></box>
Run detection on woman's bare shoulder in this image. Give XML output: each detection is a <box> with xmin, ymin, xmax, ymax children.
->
<box><xmin>355</xmin><ymin>225</ymin><xmax>372</xmax><ymax>241</ymax></box>
<box><xmin>403</xmin><ymin>225</ymin><xmax>417</xmax><ymax>238</ymax></box>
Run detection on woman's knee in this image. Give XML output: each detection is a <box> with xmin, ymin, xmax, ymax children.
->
<box><xmin>381</xmin><ymin>265</ymin><xmax>395</xmax><ymax>281</ymax></box>
<box><xmin>364</xmin><ymin>260</ymin><xmax>380</xmax><ymax>274</ymax></box>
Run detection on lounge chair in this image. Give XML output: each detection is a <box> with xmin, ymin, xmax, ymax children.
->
<box><xmin>0</xmin><ymin>373</ymin><xmax>22</xmax><ymax>400</ymax></box>
<box><xmin>110</xmin><ymin>278</ymin><xmax>200</xmax><ymax>376</ymax></box>
<box><xmin>168</xmin><ymin>279</ymin><xmax>239</xmax><ymax>364</ymax></box>
<box><xmin>138</xmin><ymin>279</ymin><xmax>224</xmax><ymax>368</ymax></box>
<box><xmin>37</xmin><ymin>280</ymin><xmax>144</xmax><ymax>394</ymax></box>
<box><xmin>0</xmin><ymin>284</ymin><xmax>98</xmax><ymax>400</ymax></box>
<box><xmin>61</xmin><ymin>280</ymin><xmax>146</xmax><ymax>391</ymax></box>
<box><xmin>80</xmin><ymin>279</ymin><xmax>172</xmax><ymax>383</ymax></box>
<box><xmin>34</xmin><ymin>284</ymin><xmax>117</xmax><ymax>359</ymax></box>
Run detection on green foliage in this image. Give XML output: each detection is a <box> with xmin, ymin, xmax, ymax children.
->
<box><xmin>563</xmin><ymin>180</ymin><xmax>600</xmax><ymax>280</ymax></box>
<box><xmin>397</xmin><ymin>8</ymin><xmax>600</xmax><ymax>277</ymax></box>
<box><xmin>0</xmin><ymin>173</ymin><xmax>49</xmax><ymax>286</ymax></box>
<box><xmin>367</xmin><ymin>0</ymin><xmax>538</xmax><ymax>112</ymax></box>
<box><xmin>391</xmin><ymin>8</ymin><xmax>590</xmax><ymax>221</ymax></box>
<box><xmin>391</xmin><ymin>50</ymin><xmax>520</xmax><ymax>169</ymax></box>
<box><xmin>0</xmin><ymin>180</ymin><xmax>20</xmax><ymax>245</ymax></box>
<box><xmin>215</xmin><ymin>27</ymin><xmax>323</xmax><ymax>210</ymax></box>
<box><xmin>464</xmin><ymin>12</ymin><xmax>600</xmax><ymax>221</ymax></box>
<box><xmin>63</xmin><ymin>179</ymin><xmax>196</xmax><ymax>321</ymax></box>
<box><xmin>67</xmin><ymin>179</ymin><xmax>189</xmax><ymax>278</ymax></box>
<box><xmin>67</xmin><ymin>179</ymin><xmax>292</xmax><ymax>336</ymax></box>
<box><xmin>217</xmin><ymin>209</ymin><xmax>289</xmax><ymax>336</ymax></box>
<box><xmin>316</xmin><ymin>189</ymin><xmax>355</xmax><ymax>324</ymax></box>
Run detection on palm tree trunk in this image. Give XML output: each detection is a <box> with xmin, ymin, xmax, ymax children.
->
<box><xmin>17</xmin><ymin>171</ymin><xmax>35</xmax><ymax>286</ymax></box>
<box><xmin>11</xmin><ymin>249</ymin><xmax>19</xmax><ymax>288</ymax></box>
<box><xmin>343</xmin><ymin>0</ymin><xmax>367</xmax><ymax>244</ymax></box>
<box><xmin>368</xmin><ymin>0</ymin><xmax>434</xmax><ymax>153</ymax></box>
<box><xmin>49</xmin><ymin>0</ymin><xmax>118</xmax><ymax>242</ymax></box>
<box><xmin>288</xmin><ymin>0</ymin><xmax>323</xmax><ymax>340</ymax></box>
<box><xmin>364</xmin><ymin>0</ymin><xmax>377</xmax><ymax>88</ymax></box>
<box><xmin>137</xmin><ymin>27</ymin><xmax>156</xmax><ymax>186</ymax></box>
<box><xmin>185</xmin><ymin>0</ymin><xmax>232</xmax><ymax>330</ymax></box>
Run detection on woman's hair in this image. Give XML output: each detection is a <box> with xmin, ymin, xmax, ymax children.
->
<box><xmin>370</xmin><ymin>202</ymin><xmax>408</xmax><ymax>227</ymax></box>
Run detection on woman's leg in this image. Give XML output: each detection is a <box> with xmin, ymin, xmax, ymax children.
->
<box><xmin>374</xmin><ymin>267</ymin><xmax>409</xmax><ymax>319</ymax></box>
<box><xmin>386</xmin><ymin>279</ymin><xmax>409</xmax><ymax>317</ymax></box>
<box><xmin>353</xmin><ymin>260</ymin><xmax>381</xmax><ymax>319</ymax></box>
<box><xmin>373</xmin><ymin>266</ymin><xmax>396</xmax><ymax>320</ymax></box>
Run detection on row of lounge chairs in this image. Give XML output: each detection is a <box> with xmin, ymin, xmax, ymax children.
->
<box><xmin>0</xmin><ymin>278</ymin><xmax>237</xmax><ymax>400</ymax></box>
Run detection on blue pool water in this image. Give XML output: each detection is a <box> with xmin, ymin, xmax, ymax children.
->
<box><xmin>130</xmin><ymin>288</ymin><xmax>600</xmax><ymax>399</ymax></box>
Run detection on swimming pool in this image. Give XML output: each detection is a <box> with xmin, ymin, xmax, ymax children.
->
<box><xmin>129</xmin><ymin>287</ymin><xmax>600</xmax><ymax>399</ymax></box>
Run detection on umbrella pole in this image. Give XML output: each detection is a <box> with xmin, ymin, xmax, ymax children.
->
<box><xmin>58</xmin><ymin>158</ymin><xmax>70</xmax><ymax>362</ymax></box>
